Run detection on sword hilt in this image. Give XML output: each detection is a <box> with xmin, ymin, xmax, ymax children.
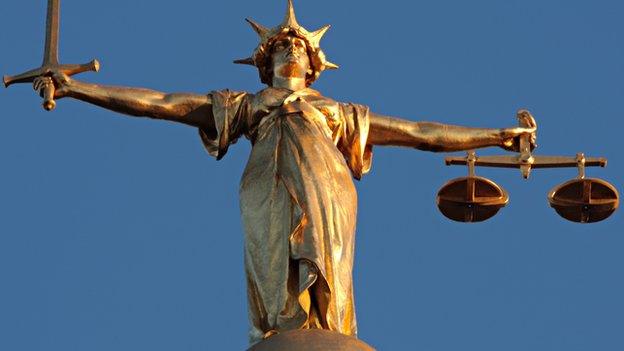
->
<box><xmin>42</xmin><ymin>83</ymin><xmax>56</xmax><ymax>111</ymax></box>
<box><xmin>4</xmin><ymin>59</ymin><xmax>100</xmax><ymax>111</ymax></box>
<box><xmin>4</xmin><ymin>60</ymin><xmax>100</xmax><ymax>87</ymax></box>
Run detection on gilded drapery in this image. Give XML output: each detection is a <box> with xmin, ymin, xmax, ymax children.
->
<box><xmin>199</xmin><ymin>88</ymin><xmax>372</xmax><ymax>344</ymax></box>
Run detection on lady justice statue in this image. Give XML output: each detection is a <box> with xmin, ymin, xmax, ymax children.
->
<box><xmin>26</xmin><ymin>0</ymin><xmax>536</xmax><ymax>348</ymax></box>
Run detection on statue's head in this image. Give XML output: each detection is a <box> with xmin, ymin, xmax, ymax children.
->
<box><xmin>234</xmin><ymin>0</ymin><xmax>338</xmax><ymax>87</ymax></box>
<box><xmin>268</xmin><ymin>32</ymin><xmax>312</xmax><ymax>84</ymax></box>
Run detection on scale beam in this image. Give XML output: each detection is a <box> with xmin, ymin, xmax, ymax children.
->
<box><xmin>444</xmin><ymin>111</ymin><xmax>607</xmax><ymax>179</ymax></box>
<box><xmin>445</xmin><ymin>154</ymin><xmax>607</xmax><ymax>170</ymax></box>
<box><xmin>438</xmin><ymin>111</ymin><xmax>618</xmax><ymax>223</ymax></box>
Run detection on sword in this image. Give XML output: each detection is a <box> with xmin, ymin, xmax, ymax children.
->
<box><xmin>3</xmin><ymin>0</ymin><xmax>100</xmax><ymax>111</ymax></box>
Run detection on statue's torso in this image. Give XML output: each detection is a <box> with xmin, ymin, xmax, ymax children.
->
<box><xmin>244</xmin><ymin>87</ymin><xmax>343</xmax><ymax>145</ymax></box>
<box><xmin>238</xmin><ymin>87</ymin><xmax>360</xmax><ymax>341</ymax></box>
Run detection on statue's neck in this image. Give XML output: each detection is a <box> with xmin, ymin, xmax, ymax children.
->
<box><xmin>272</xmin><ymin>75</ymin><xmax>307</xmax><ymax>92</ymax></box>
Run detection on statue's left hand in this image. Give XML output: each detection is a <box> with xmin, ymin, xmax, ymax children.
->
<box><xmin>500</xmin><ymin>111</ymin><xmax>537</xmax><ymax>152</ymax></box>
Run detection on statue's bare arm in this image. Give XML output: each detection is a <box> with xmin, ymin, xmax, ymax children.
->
<box><xmin>367</xmin><ymin>112</ymin><xmax>536</xmax><ymax>152</ymax></box>
<box><xmin>34</xmin><ymin>73</ymin><xmax>216</xmax><ymax>134</ymax></box>
<box><xmin>35</xmin><ymin>73</ymin><xmax>533</xmax><ymax>152</ymax></box>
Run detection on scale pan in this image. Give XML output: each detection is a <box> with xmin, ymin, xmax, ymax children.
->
<box><xmin>548</xmin><ymin>178</ymin><xmax>619</xmax><ymax>223</ymax></box>
<box><xmin>437</xmin><ymin>176</ymin><xmax>509</xmax><ymax>223</ymax></box>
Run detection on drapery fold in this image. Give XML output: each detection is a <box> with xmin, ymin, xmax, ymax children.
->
<box><xmin>198</xmin><ymin>88</ymin><xmax>372</xmax><ymax>345</ymax></box>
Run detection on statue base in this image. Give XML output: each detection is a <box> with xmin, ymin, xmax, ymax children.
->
<box><xmin>247</xmin><ymin>329</ymin><xmax>376</xmax><ymax>351</ymax></box>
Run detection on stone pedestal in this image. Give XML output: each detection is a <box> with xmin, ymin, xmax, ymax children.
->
<box><xmin>247</xmin><ymin>329</ymin><xmax>376</xmax><ymax>351</ymax></box>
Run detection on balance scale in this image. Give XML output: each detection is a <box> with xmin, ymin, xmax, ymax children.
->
<box><xmin>437</xmin><ymin>111</ymin><xmax>619</xmax><ymax>223</ymax></box>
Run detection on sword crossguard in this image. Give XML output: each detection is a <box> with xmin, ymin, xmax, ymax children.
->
<box><xmin>4</xmin><ymin>60</ymin><xmax>100</xmax><ymax>110</ymax></box>
<box><xmin>4</xmin><ymin>0</ymin><xmax>99</xmax><ymax>111</ymax></box>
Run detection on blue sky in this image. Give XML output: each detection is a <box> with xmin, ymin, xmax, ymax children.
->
<box><xmin>1</xmin><ymin>1</ymin><xmax>622</xmax><ymax>350</ymax></box>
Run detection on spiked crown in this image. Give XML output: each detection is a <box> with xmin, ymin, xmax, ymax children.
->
<box><xmin>235</xmin><ymin>0</ymin><xmax>338</xmax><ymax>86</ymax></box>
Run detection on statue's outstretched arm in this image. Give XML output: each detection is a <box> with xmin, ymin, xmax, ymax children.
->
<box><xmin>367</xmin><ymin>112</ymin><xmax>536</xmax><ymax>152</ymax></box>
<box><xmin>34</xmin><ymin>73</ymin><xmax>215</xmax><ymax>133</ymax></box>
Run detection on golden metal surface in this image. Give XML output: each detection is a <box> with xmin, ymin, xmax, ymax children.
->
<box><xmin>444</xmin><ymin>111</ymin><xmax>608</xmax><ymax>178</ymax></box>
<box><xmin>443</xmin><ymin>116</ymin><xmax>618</xmax><ymax>223</ymax></box>
<box><xmin>445</xmin><ymin>110</ymin><xmax>539</xmax><ymax>179</ymax></box>
<box><xmin>437</xmin><ymin>151</ymin><xmax>509</xmax><ymax>222</ymax></box>
<box><xmin>3</xmin><ymin>0</ymin><xmax>99</xmax><ymax>110</ymax></box>
<box><xmin>546</xmin><ymin>153</ymin><xmax>620</xmax><ymax>223</ymax></box>
<box><xmin>234</xmin><ymin>0</ymin><xmax>338</xmax><ymax>87</ymax></box>
<box><xmin>548</xmin><ymin>178</ymin><xmax>619</xmax><ymax>223</ymax></box>
<box><xmin>437</xmin><ymin>176</ymin><xmax>509</xmax><ymax>223</ymax></box>
<box><xmin>6</xmin><ymin>0</ymin><xmax>545</xmax><ymax>346</ymax></box>
<box><xmin>445</xmin><ymin>155</ymin><xmax>607</xmax><ymax>169</ymax></box>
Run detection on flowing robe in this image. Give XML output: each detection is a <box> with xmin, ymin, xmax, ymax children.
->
<box><xmin>199</xmin><ymin>87</ymin><xmax>372</xmax><ymax>344</ymax></box>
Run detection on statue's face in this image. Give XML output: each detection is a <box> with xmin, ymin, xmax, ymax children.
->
<box><xmin>270</xmin><ymin>35</ymin><xmax>311</xmax><ymax>80</ymax></box>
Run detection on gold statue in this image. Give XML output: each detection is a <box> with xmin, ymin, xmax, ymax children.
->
<box><xmin>18</xmin><ymin>0</ymin><xmax>536</xmax><ymax>346</ymax></box>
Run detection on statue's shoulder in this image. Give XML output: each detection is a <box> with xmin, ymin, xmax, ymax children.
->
<box><xmin>209</xmin><ymin>89</ymin><xmax>251</xmax><ymax>108</ymax></box>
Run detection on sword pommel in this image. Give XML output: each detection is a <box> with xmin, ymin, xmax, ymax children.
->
<box><xmin>4</xmin><ymin>0</ymin><xmax>99</xmax><ymax>111</ymax></box>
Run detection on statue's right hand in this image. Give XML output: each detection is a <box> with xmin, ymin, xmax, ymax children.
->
<box><xmin>33</xmin><ymin>72</ymin><xmax>72</xmax><ymax>99</ymax></box>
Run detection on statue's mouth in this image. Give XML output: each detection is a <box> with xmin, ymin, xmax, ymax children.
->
<box><xmin>277</xmin><ymin>61</ymin><xmax>306</xmax><ymax>77</ymax></box>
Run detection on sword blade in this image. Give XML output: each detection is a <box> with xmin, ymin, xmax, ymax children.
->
<box><xmin>43</xmin><ymin>0</ymin><xmax>60</xmax><ymax>66</ymax></box>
